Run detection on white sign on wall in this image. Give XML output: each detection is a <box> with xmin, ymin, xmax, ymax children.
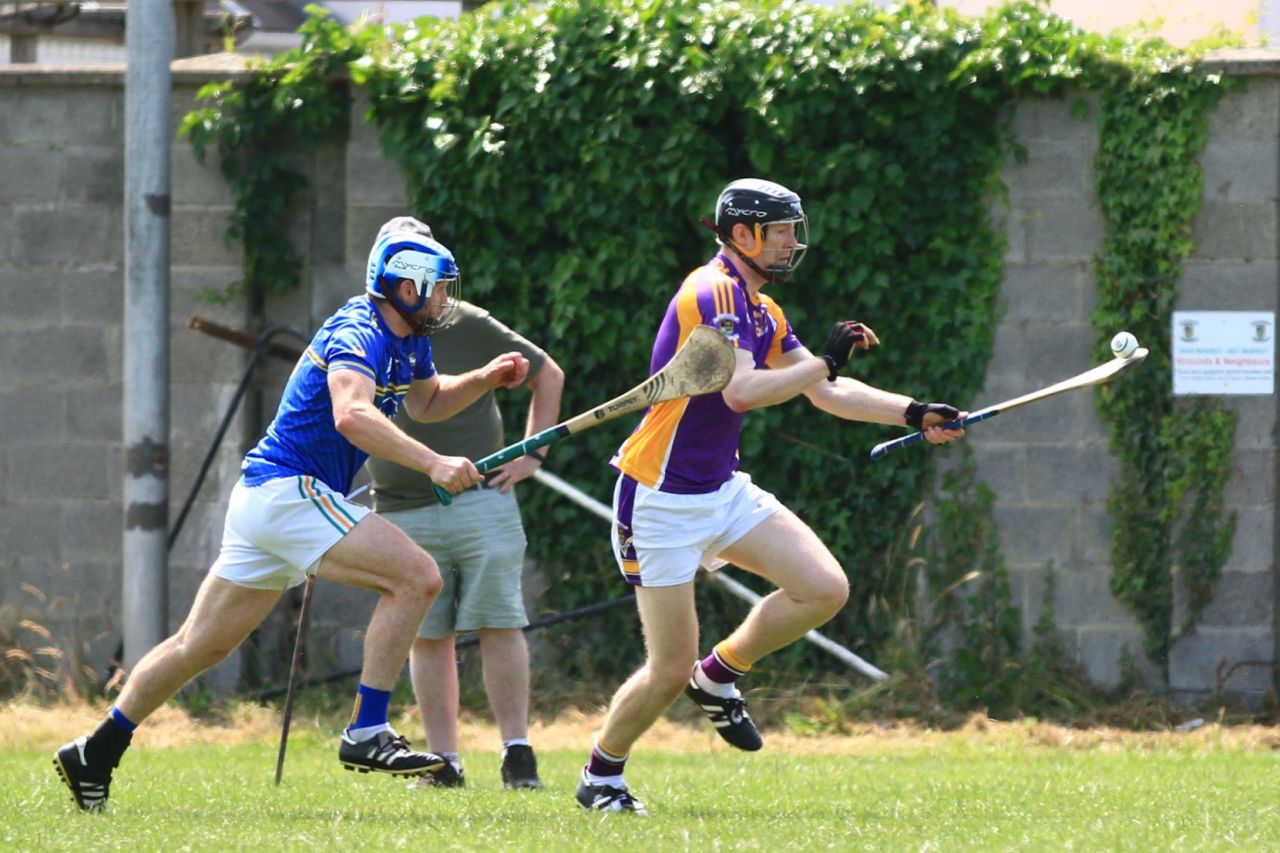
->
<box><xmin>1172</xmin><ymin>311</ymin><xmax>1275</xmax><ymax>396</ymax></box>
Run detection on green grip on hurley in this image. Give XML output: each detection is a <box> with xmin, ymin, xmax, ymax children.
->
<box><xmin>431</xmin><ymin>426</ymin><xmax>567</xmax><ymax>506</ymax></box>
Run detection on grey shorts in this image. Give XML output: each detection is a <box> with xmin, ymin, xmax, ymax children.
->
<box><xmin>379</xmin><ymin>487</ymin><xmax>529</xmax><ymax>639</ymax></box>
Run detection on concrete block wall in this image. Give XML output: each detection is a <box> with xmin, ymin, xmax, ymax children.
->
<box><xmin>975</xmin><ymin>63</ymin><xmax>1280</xmax><ymax>701</ymax></box>
<box><xmin>976</xmin><ymin>91</ymin><xmax>1153</xmax><ymax>689</ymax></box>
<box><xmin>1169</xmin><ymin>69</ymin><xmax>1280</xmax><ymax>702</ymax></box>
<box><xmin>0</xmin><ymin>71</ymin><xmax>130</xmax><ymax>682</ymax></box>
<box><xmin>1</xmin><ymin>51</ymin><xmax>1277</xmax><ymax>702</ymax></box>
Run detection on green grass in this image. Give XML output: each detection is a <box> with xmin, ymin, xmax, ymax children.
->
<box><xmin>7</xmin><ymin>727</ymin><xmax>1280</xmax><ymax>851</ymax></box>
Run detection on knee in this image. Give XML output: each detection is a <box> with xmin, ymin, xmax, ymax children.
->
<box><xmin>791</xmin><ymin>563</ymin><xmax>848</xmax><ymax>619</ymax></box>
<box><xmin>395</xmin><ymin>552</ymin><xmax>442</xmax><ymax>603</ymax></box>
<box><xmin>648</xmin><ymin>657</ymin><xmax>696</xmax><ymax>701</ymax></box>
<box><xmin>814</xmin><ymin>570</ymin><xmax>850</xmax><ymax>617</ymax></box>
<box><xmin>419</xmin><ymin>561</ymin><xmax>443</xmax><ymax>601</ymax></box>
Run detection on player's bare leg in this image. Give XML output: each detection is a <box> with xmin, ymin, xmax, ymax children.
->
<box><xmin>717</xmin><ymin>507</ymin><xmax>849</xmax><ymax>661</ymax></box>
<box><xmin>682</xmin><ymin>507</ymin><xmax>848</xmax><ymax>752</ymax></box>
<box><xmin>597</xmin><ymin>582</ymin><xmax>699</xmax><ymax>752</ymax></box>
<box><xmin>115</xmin><ymin>576</ymin><xmax>282</xmax><ymax>723</ymax></box>
<box><xmin>317</xmin><ymin>513</ymin><xmax>442</xmax><ymax>689</ymax></box>
<box><xmin>54</xmin><ymin>572</ymin><xmax>283</xmax><ymax>810</ymax></box>
<box><xmin>578</xmin><ymin>582</ymin><xmax>696</xmax><ymax>813</ymax></box>
<box><xmin>318</xmin><ymin>513</ymin><xmax>448</xmax><ymax>776</ymax></box>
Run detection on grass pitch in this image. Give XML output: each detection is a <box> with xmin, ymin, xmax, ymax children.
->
<box><xmin>5</xmin><ymin>702</ymin><xmax>1280</xmax><ymax>851</ymax></box>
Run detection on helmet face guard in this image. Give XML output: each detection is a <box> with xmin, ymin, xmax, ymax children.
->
<box><xmin>738</xmin><ymin>216</ymin><xmax>809</xmax><ymax>282</ymax></box>
<box><xmin>712</xmin><ymin>178</ymin><xmax>809</xmax><ymax>283</ymax></box>
<box><xmin>366</xmin><ymin>233</ymin><xmax>461</xmax><ymax>335</ymax></box>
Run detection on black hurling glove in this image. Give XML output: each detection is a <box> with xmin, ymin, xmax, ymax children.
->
<box><xmin>821</xmin><ymin>321</ymin><xmax>868</xmax><ymax>382</ymax></box>
<box><xmin>904</xmin><ymin>400</ymin><xmax>960</xmax><ymax>431</ymax></box>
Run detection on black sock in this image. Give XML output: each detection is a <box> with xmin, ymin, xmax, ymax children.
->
<box><xmin>84</xmin><ymin>716</ymin><xmax>133</xmax><ymax>770</ymax></box>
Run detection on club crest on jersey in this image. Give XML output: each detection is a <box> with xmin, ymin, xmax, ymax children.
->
<box><xmin>712</xmin><ymin>312</ymin><xmax>739</xmax><ymax>342</ymax></box>
<box><xmin>615</xmin><ymin>522</ymin><xmax>635</xmax><ymax>558</ymax></box>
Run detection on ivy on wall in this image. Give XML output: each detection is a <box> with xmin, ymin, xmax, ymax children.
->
<box><xmin>1092</xmin><ymin>65</ymin><xmax>1236</xmax><ymax>666</ymax></box>
<box><xmin>184</xmin><ymin>0</ymin><xmax>1233</xmax><ymax>699</ymax></box>
<box><xmin>180</xmin><ymin>12</ymin><xmax>366</xmax><ymax>302</ymax></box>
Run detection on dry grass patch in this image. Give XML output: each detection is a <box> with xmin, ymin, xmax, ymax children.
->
<box><xmin>6</xmin><ymin>699</ymin><xmax>1279</xmax><ymax>755</ymax></box>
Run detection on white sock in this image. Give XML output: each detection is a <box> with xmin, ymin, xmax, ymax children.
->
<box><xmin>345</xmin><ymin>722</ymin><xmax>391</xmax><ymax>741</ymax></box>
<box><xmin>583</xmin><ymin>769</ymin><xmax>626</xmax><ymax>788</ymax></box>
<box><xmin>502</xmin><ymin>738</ymin><xmax>529</xmax><ymax>757</ymax></box>
<box><xmin>693</xmin><ymin>664</ymin><xmax>741</xmax><ymax>699</ymax></box>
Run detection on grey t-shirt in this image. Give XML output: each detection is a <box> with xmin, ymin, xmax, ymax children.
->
<box><xmin>367</xmin><ymin>300</ymin><xmax>547</xmax><ymax>511</ymax></box>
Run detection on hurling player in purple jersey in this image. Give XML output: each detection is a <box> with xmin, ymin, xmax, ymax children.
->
<box><xmin>53</xmin><ymin>218</ymin><xmax>530</xmax><ymax>813</ymax></box>
<box><xmin>576</xmin><ymin>180</ymin><xmax>965</xmax><ymax>813</ymax></box>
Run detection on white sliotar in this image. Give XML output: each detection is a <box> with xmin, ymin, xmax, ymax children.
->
<box><xmin>1110</xmin><ymin>331</ymin><xmax>1139</xmax><ymax>359</ymax></box>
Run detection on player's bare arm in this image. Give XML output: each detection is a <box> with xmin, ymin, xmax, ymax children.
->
<box><xmin>767</xmin><ymin>346</ymin><xmax>967</xmax><ymax>445</ymax></box>
<box><xmin>490</xmin><ymin>355</ymin><xmax>565</xmax><ymax>492</ymax></box>
<box><xmin>724</xmin><ymin>317</ymin><xmax>884</xmax><ymax>413</ymax></box>
<box><xmin>404</xmin><ymin>352</ymin><xmax>530</xmax><ymax>423</ymax></box>
<box><xmin>328</xmin><ymin>368</ymin><xmax>482</xmax><ymax>492</ymax></box>
<box><xmin>807</xmin><ymin>369</ymin><xmax>967</xmax><ymax>442</ymax></box>
<box><xmin>720</xmin><ymin>348</ymin><xmax>829</xmax><ymax>412</ymax></box>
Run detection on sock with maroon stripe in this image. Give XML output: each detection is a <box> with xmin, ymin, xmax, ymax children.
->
<box><xmin>584</xmin><ymin>742</ymin><xmax>628</xmax><ymax>786</ymax></box>
<box><xmin>693</xmin><ymin>642</ymin><xmax>749</xmax><ymax>698</ymax></box>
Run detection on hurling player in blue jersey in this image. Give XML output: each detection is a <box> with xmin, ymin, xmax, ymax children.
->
<box><xmin>53</xmin><ymin>218</ymin><xmax>530</xmax><ymax>812</ymax></box>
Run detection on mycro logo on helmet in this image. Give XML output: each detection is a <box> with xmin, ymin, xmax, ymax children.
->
<box><xmin>725</xmin><ymin>205</ymin><xmax>768</xmax><ymax>218</ymax></box>
<box><xmin>388</xmin><ymin>256</ymin><xmax>429</xmax><ymax>274</ymax></box>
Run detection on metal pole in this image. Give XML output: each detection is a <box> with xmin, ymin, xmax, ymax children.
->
<box><xmin>275</xmin><ymin>576</ymin><xmax>316</xmax><ymax>785</ymax></box>
<box><xmin>529</xmin><ymin>469</ymin><xmax>889</xmax><ymax>680</ymax></box>
<box><xmin>122</xmin><ymin>0</ymin><xmax>174</xmax><ymax>667</ymax></box>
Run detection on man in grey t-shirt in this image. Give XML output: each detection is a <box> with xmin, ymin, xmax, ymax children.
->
<box><xmin>368</xmin><ymin>287</ymin><xmax>564</xmax><ymax>791</ymax></box>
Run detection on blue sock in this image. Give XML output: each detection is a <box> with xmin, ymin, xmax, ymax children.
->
<box><xmin>349</xmin><ymin>684</ymin><xmax>392</xmax><ymax>731</ymax></box>
<box><xmin>110</xmin><ymin>705</ymin><xmax>138</xmax><ymax>734</ymax></box>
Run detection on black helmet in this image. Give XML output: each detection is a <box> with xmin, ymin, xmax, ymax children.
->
<box><xmin>712</xmin><ymin>178</ymin><xmax>809</xmax><ymax>283</ymax></box>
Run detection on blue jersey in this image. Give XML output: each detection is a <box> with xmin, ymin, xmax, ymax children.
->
<box><xmin>243</xmin><ymin>296</ymin><xmax>437</xmax><ymax>494</ymax></box>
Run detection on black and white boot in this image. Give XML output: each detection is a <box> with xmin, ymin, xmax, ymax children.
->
<box><xmin>339</xmin><ymin>728</ymin><xmax>447</xmax><ymax>776</ymax></box>
<box><xmin>684</xmin><ymin>677</ymin><xmax>763</xmax><ymax>751</ymax></box>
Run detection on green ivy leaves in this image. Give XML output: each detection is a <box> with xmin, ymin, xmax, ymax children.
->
<box><xmin>179</xmin><ymin>8</ymin><xmax>367</xmax><ymax>301</ymax></box>
<box><xmin>1093</xmin><ymin>67</ymin><xmax>1234</xmax><ymax>666</ymax></box>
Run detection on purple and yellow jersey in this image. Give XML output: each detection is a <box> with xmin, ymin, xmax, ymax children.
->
<box><xmin>242</xmin><ymin>295</ymin><xmax>437</xmax><ymax>495</ymax></box>
<box><xmin>611</xmin><ymin>253</ymin><xmax>803</xmax><ymax>493</ymax></box>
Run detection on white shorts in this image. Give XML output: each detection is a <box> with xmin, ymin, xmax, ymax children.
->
<box><xmin>611</xmin><ymin>471</ymin><xmax>783</xmax><ymax>588</ymax></box>
<box><xmin>210</xmin><ymin>475</ymin><xmax>370</xmax><ymax>591</ymax></box>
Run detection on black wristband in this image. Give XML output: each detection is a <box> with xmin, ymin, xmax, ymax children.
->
<box><xmin>904</xmin><ymin>400</ymin><xmax>927</xmax><ymax>430</ymax></box>
<box><xmin>821</xmin><ymin>354</ymin><xmax>839</xmax><ymax>382</ymax></box>
<box><xmin>525</xmin><ymin>448</ymin><xmax>547</xmax><ymax>463</ymax></box>
<box><xmin>904</xmin><ymin>399</ymin><xmax>960</xmax><ymax>431</ymax></box>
